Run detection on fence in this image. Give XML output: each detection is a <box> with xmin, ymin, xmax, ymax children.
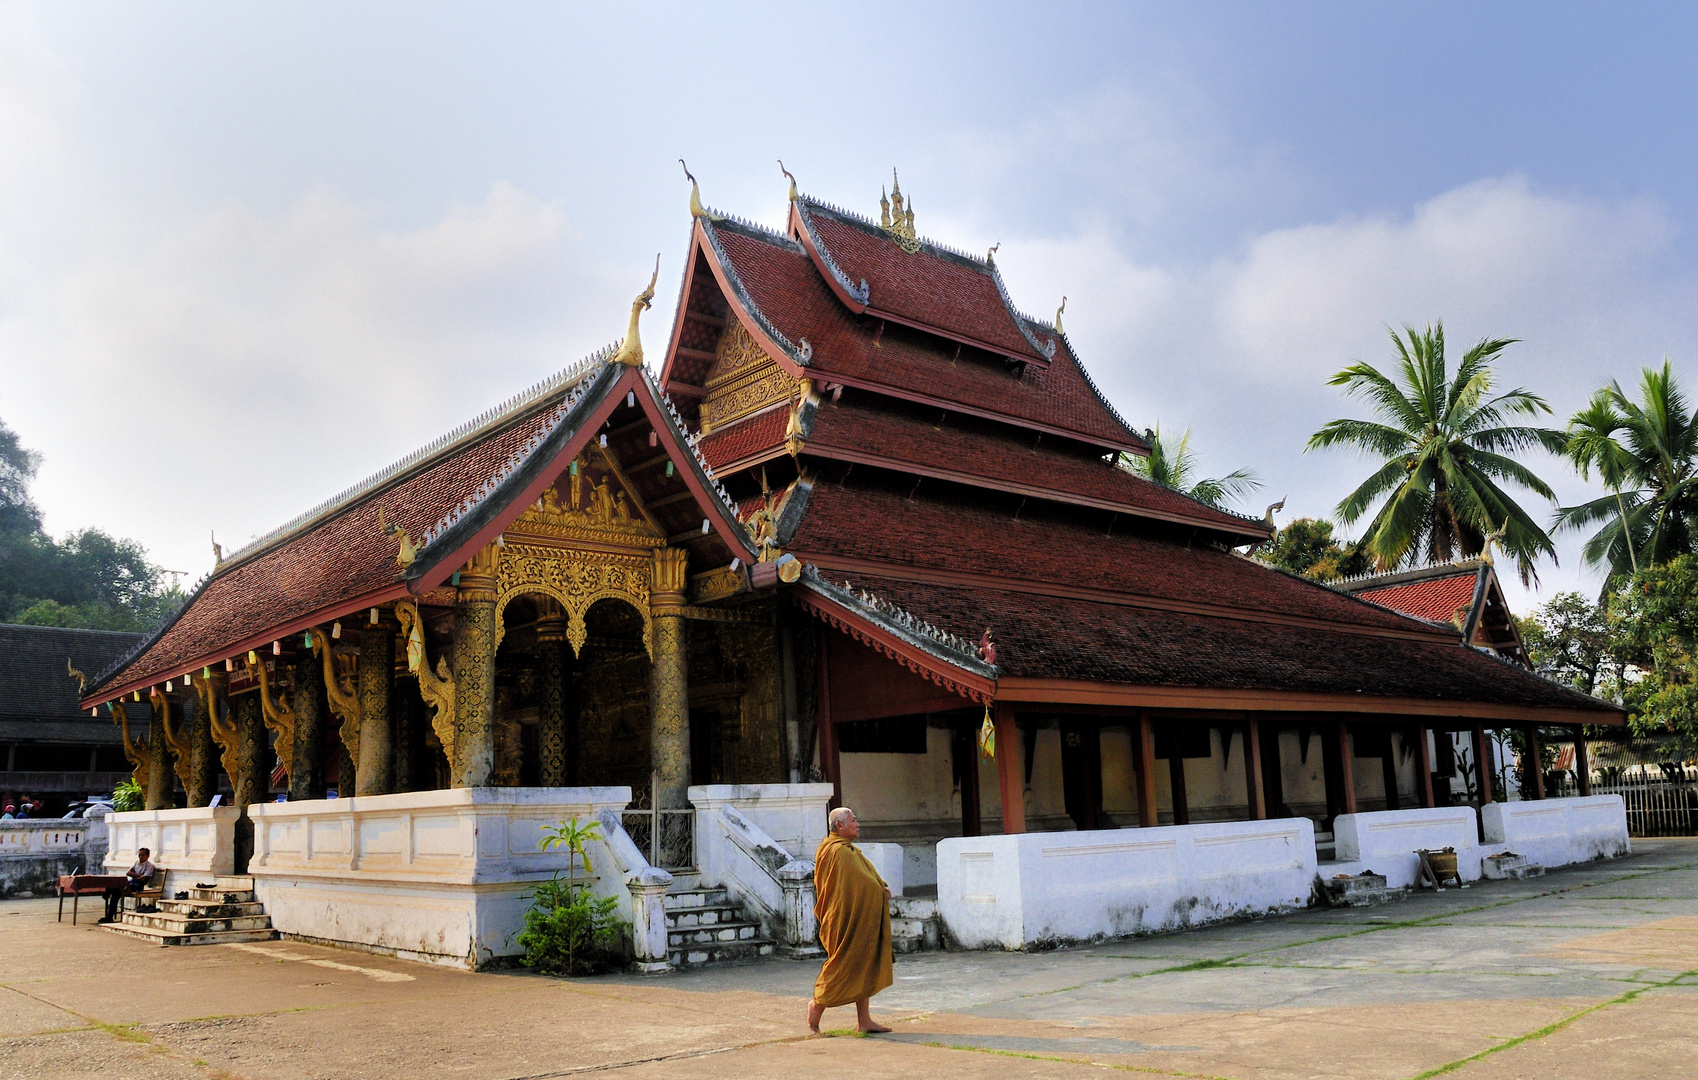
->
<box><xmin>1551</xmin><ymin>765</ymin><xmax>1698</xmax><ymax>837</ymax></box>
<box><xmin>620</xmin><ymin>772</ymin><xmax>695</xmax><ymax>870</ymax></box>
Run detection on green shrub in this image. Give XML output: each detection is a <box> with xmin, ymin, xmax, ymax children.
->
<box><xmin>517</xmin><ymin>817</ymin><xmax>627</xmax><ymax>976</ymax></box>
<box><xmin>110</xmin><ymin>778</ymin><xmax>143</xmax><ymax>812</ymax></box>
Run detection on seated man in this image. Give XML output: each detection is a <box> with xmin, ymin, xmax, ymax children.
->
<box><xmin>100</xmin><ymin>847</ymin><xmax>156</xmax><ymax>923</ymax></box>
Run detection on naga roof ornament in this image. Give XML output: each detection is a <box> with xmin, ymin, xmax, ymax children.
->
<box><xmin>779</xmin><ymin>159</ymin><xmax>798</xmax><ymax>202</ymax></box>
<box><xmin>879</xmin><ymin>169</ymin><xmax>921</xmax><ymax>254</ymax></box>
<box><xmin>610</xmin><ymin>255</ymin><xmax>660</xmax><ymax>368</ymax></box>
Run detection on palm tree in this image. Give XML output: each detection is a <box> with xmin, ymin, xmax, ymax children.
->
<box><xmin>1123</xmin><ymin>425</ymin><xmax>1261</xmax><ymax>509</ymax></box>
<box><xmin>1554</xmin><ymin>361</ymin><xmax>1698</xmax><ymax>580</ymax></box>
<box><xmin>1306</xmin><ymin>322</ymin><xmax>1563</xmax><ymax>583</ymax></box>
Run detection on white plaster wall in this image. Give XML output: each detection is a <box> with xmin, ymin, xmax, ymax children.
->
<box><xmin>689</xmin><ymin>784</ymin><xmax>834</xmax><ymax>862</ymax></box>
<box><xmin>858</xmin><ymin>842</ymin><xmax>905</xmax><ymax>896</ymax></box>
<box><xmin>1331</xmin><ymin>807</ymin><xmax>1482</xmax><ymax>889</ymax></box>
<box><xmin>105</xmin><ymin>807</ymin><xmax>238</xmax><ymax>894</ymax></box>
<box><xmin>840</xmin><ymin>727</ymin><xmax>954</xmax><ymax>828</ymax></box>
<box><xmin>248</xmin><ymin>787</ymin><xmax>630</xmax><ymax>968</ymax></box>
<box><xmin>1482</xmin><ymin>795</ymin><xmax>1630</xmax><ymax>868</ymax></box>
<box><xmin>937</xmin><ymin>817</ymin><xmax>1317</xmax><ymax>950</ymax></box>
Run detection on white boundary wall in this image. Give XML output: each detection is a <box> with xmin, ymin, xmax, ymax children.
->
<box><xmin>249</xmin><ymin>787</ymin><xmax>630</xmax><ymax>968</ymax></box>
<box><xmin>1482</xmin><ymin>795</ymin><xmax>1630</xmax><ymax>869</ymax></box>
<box><xmin>938</xmin><ymin>818</ymin><xmax>1316</xmax><ymax>950</ymax></box>
<box><xmin>105</xmin><ymin>807</ymin><xmax>238</xmax><ymax>894</ymax></box>
<box><xmin>1332</xmin><ymin>807</ymin><xmax>1483</xmax><ymax>888</ymax></box>
<box><xmin>689</xmin><ymin>784</ymin><xmax>833</xmax><ymax>871</ymax></box>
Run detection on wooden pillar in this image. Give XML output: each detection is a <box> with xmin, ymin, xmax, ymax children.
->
<box><xmin>232</xmin><ymin>691</ymin><xmax>266</xmax><ymax>873</ymax></box>
<box><xmin>1575</xmin><ymin>729</ymin><xmax>1592</xmax><ymax>796</ymax></box>
<box><xmin>144</xmin><ymin>692</ymin><xmax>175</xmax><ymax>811</ymax></box>
<box><xmin>1167</xmin><ymin>725</ymin><xmax>1189</xmax><ymax>827</ymax></box>
<box><xmin>1135</xmin><ymin>711</ymin><xmax>1158</xmax><ymax>828</ymax></box>
<box><xmin>536</xmin><ymin>602</ymin><xmax>568</xmax><ymax>787</ymax></box>
<box><xmin>1522</xmin><ymin>724</ymin><xmax>1545</xmax><ymax>800</ymax></box>
<box><xmin>1335</xmin><ymin>722</ymin><xmax>1358</xmax><ymax>816</ymax></box>
<box><xmin>1243</xmin><ymin>716</ymin><xmax>1267</xmax><ymax>820</ymax></box>
<box><xmin>1472</xmin><ymin>723</ymin><xmax>1494</xmax><ymax>805</ymax></box>
<box><xmin>650</xmin><ymin>549</ymin><xmax>691</xmax><ymax>809</ymax></box>
<box><xmin>356</xmin><ymin>611</ymin><xmax>396</xmax><ymax>796</ymax></box>
<box><xmin>815</xmin><ymin>631</ymin><xmax>840</xmax><ymax>809</ymax></box>
<box><xmin>1259</xmin><ymin>723</ymin><xmax>1284</xmax><ymax>818</ymax></box>
<box><xmin>451</xmin><ymin>545</ymin><xmax>500</xmax><ymax>788</ymax></box>
<box><xmin>392</xmin><ymin>676</ymin><xmax>424</xmax><ymax>792</ymax></box>
<box><xmin>995</xmin><ymin>702</ymin><xmax>1025</xmax><ymax>835</ymax></box>
<box><xmin>1415</xmin><ymin>726</ymin><xmax>1436</xmax><ymax>809</ymax></box>
<box><xmin>1380</xmin><ymin>733</ymin><xmax>1400</xmax><ymax>812</ymax></box>
<box><xmin>187</xmin><ymin>678</ymin><xmax>217</xmax><ymax>807</ymax></box>
<box><xmin>290</xmin><ymin>651</ymin><xmax>326</xmax><ymax>801</ymax></box>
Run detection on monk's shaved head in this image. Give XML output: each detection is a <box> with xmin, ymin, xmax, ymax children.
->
<box><xmin>828</xmin><ymin>807</ymin><xmax>856</xmax><ymax>833</ymax></box>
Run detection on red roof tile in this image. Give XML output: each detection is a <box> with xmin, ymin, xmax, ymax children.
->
<box><xmin>1355</xmin><ymin>573</ymin><xmax>1478</xmax><ymax>626</ymax></box>
<box><xmin>696</xmin><ymin>408</ymin><xmax>789</xmax><ymax>471</ymax></box>
<box><xmin>827</xmin><ymin>573</ymin><xmax>1613</xmax><ymax>713</ymax></box>
<box><xmin>789</xmin><ymin>483</ymin><xmax>1426</xmax><ymax>635</ymax></box>
<box><xmin>706</xmin><ymin>221</ymin><xmax>1140</xmax><ymax>451</ymax></box>
<box><xmin>797</xmin><ymin>201</ymin><xmax>1047</xmax><ymax>361</ymax></box>
<box><xmin>803</xmin><ymin>395</ymin><xmax>1266</xmax><ymax>540</ymax></box>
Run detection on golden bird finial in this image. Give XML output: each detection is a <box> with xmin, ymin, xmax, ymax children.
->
<box><xmin>611</xmin><ymin>255</ymin><xmax>661</xmax><ymax>368</ymax></box>
<box><xmin>779</xmin><ymin>159</ymin><xmax>797</xmax><ymax>202</ymax></box>
<box><xmin>67</xmin><ymin>657</ymin><xmax>87</xmax><ymax>694</ymax></box>
<box><xmin>1055</xmin><ymin>296</ymin><xmax>1067</xmax><ymax>334</ymax></box>
<box><xmin>1481</xmin><ymin>519</ymin><xmax>1509</xmax><ymax>566</ymax></box>
<box><xmin>681</xmin><ymin>159</ymin><xmax>716</xmax><ymax>220</ymax></box>
<box><xmin>986</xmin><ymin>243</ymin><xmax>1000</xmax><ymax>264</ymax></box>
<box><xmin>379</xmin><ymin>508</ymin><xmax>417</xmax><ymax>568</ymax></box>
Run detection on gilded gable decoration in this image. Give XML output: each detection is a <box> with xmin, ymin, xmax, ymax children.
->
<box><xmin>879</xmin><ymin>169</ymin><xmax>921</xmax><ymax>254</ymax></box>
<box><xmin>494</xmin><ymin>543</ymin><xmax>653</xmax><ymax>659</ymax></box>
<box><xmin>698</xmin><ymin>321</ymin><xmax>808</xmax><ymax>435</ymax></box>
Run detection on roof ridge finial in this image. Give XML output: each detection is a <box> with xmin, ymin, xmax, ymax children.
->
<box><xmin>611</xmin><ymin>254</ymin><xmax>660</xmax><ymax>368</ymax></box>
<box><xmin>881</xmin><ymin>167</ymin><xmax>920</xmax><ymax>253</ymax></box>
<box><xmin>986</xmin><ymin>242</ymin><xmax>1000</xmax><ymax>265</ymax></box>
<box><xmin>681</xmin><ymin>159</ymin><xmax>716</xmax><ymax>220</ymax></box>
<box><xmin>1055</xmin><ymin>296</ymin><xmax>1066</xmax><ymax>334</ymax></box>
<box><xmin>779</xmin><ymin>159</ymin><xmax>797</xmax><ymax>202</ymax></box>
<box><xmin>1480</xmin><ymin>518</ymin><xmax>1508</xmax><ymax>566</ymax></box>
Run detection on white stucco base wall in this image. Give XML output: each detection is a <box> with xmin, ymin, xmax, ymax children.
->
<box><xmin>937</xmin><ymin>818</ymin><xmax>1317</xmax><ymax>950</ymax></box>
<box><xmin>1332</xmin><ymin>807</ymin><xmax>1483</xmax><ymax>889</ymax></box>
<box><xmin>105</xmin><ymin>807</ymin><xmax>239</xmax><ymax>895</ymax></box>
<box><xmin>249</xmin><ymin>787</ymin><xmax>630</xmax><ymax>969</ymax></box>
<box><xmin>689</xmin><ymin>784</ymin><xmax>833</xmax><ymax>869</ymax></box>
<box><xmin>857</xmin><ymin>842</ymin><xmax>906</xmax><ymax>896</ymax></box>
<box><xmin>1481</xmin><ymin>795</ymin><xmax>1630</xmax><ymax>869</ymax></box>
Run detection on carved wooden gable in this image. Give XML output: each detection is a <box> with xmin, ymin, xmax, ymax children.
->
<box><xmin>698</xmin><ymin>320</ymin><xmax>798</xmax><ymax>434</ymax></box>
<box><xmin>504</xmin><ymin>445</ymin><xmax>665</xmax><ymax>549</ymax></box>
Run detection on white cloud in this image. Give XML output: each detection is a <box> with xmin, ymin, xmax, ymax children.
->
<box><xmin>996</xmin><ymin>175</ymin><xmax>1698</xmax><ymax>611</ymax></box>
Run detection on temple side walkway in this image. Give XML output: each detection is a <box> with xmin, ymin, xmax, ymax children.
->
<box><xmin>5</xmin><ymin>839</ymin><xmax>1697</xmax><ymax>1080</ymax></box>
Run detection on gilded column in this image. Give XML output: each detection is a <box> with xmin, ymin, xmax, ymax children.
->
<box><xmin>357</xmin><ymin>610</ymin><xmax>397</xmax><ymax>795</ymax></box>
<box><xmin>650</xmin><ymin>548</ymin><xmax>691</xmax><ymax>809</ymax></box>
<box><xmin>231</xmin><ymin>691</ymin><xmax>267</xmax><ymax>873</ymax></box>
<box><xmin>187</xmin><ymin>679</ymin><xmax>217</xmax><ymax>807</ymax></box>
<box><xmin>451</xmin><ymin>543</ymin><xmax>500</xmax><ymax>788</ymax></box>
<box><xmin>145</xmin><ymin>691</ymin><xmax>176</xmax><ymax>810</ymax></box>
<box><xmin>290</xmin><ymin>649</ymin><xmax>327</xmax><ymax>801</ymax></box>
<box><xmin>536</xmin><ymin>597</ymin><xmax>568</xmax><ymax>787</ymax></box>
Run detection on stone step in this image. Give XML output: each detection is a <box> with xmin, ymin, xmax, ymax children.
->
<box><xmin>668</xmin><ymin>920</ymin><xmax>763</xmax><ymax>948</ymax></box>
<box><xmin>122</xmin><ymin>911</ymin><xmax>274</xmax><ymax>934</ymax></box>
<box><xmin>156</xmin><ymin>899</ymin><xmax>266</xmax><ymax>918</ymax></box>
<box><xmin>668</xmin><ymin>938</ymin><xmax>776</xmax><ymax>970</ymax></box>
<box><xmin>664</xmin><ymin>903</ymin><xmax>744</xmax><ymax>928</ymax></box>
<box><xmin>663</xmin><ymin>888</ymin><xmax>729</xmax><ymax>911</ymax></box>
<box><xmin>102</xmin><ymin>921</ymin><xmax>278</xmax><ymax>947</ymax></box>
<box><xmin>186</xmin><ymin>889</ymin><xmax>256</xmax><ymax>905</ymax></box>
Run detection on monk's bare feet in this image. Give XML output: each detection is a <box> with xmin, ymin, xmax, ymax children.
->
<box><xmin>858</xmin><ymin>1020</ymin><xmax>892</xmax><ymax>1034</ymax></box>
<box><xmin>806</xmin><ymin>1000</ymin><xmax>824</xmax><ymax>1034</ymax></box>
<box><xmin>854</xmin><ymin>999</ymin><xmax>890</xmax><ymax>1033</ymax></box>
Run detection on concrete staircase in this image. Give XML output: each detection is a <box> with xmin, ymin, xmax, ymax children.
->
<box><xmin>1314</xmin><ymin>829</ymin><xmax>1337</xmax><ymax>863</ymax></box>
<box><xmin>891</xmin><ymin>894</ymin><xmax>941</xmax><ymax>952</ymax></box>
<box><xmin>663</xmin><ymin>872</ymin><xmax>776</xmax><ymax>970</ymax></box>
<box><xmin>103</xmin><ymin>875</ymin><xmax>278</xmax><ymax>946</ymax></box>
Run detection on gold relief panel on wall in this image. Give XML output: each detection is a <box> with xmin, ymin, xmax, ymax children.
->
<box><xmin>505</xmin><ymin>445</ymin><xmax>665</xmax><ymax>549</ymax></box>
<box><xmin>495</xmin><ymin>542</ymin><xmax>654</xmax><ymax>659</ymax></box>
<box><xmin>699</xmin><ymin>321</ymin><xmax>802</xmax><ymax>434</ymax></box>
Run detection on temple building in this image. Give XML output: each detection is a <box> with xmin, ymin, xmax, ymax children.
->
<box><xmin>81</xmin><ymin>171</ymin><xmax>1626</xmax><ymax>966</ymax></box>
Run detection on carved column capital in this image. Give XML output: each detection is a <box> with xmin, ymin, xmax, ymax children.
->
<box><xmin>651</xmin><ymin>548</ymin><xmax>688</xmax><ymax>613</ymax></box>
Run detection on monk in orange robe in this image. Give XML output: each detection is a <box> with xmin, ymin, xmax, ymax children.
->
<box><xmin>807</xmin><ymin>806</ymin><xmax>894</xmax><ymax>1034</ymax></box>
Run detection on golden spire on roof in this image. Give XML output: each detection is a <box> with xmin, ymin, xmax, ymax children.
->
<box><xmin>681</xmin><ymin>159</ymin><xmax>717</xmax><ymax>220</ymax></box>
<box><xmin>880</xmin><ymin>169</ymin><xmax>920</xmax><ymax>253</ymax></box>
<box><xmin>611</xmin><ymin>255</ymin><xmax>661</xmax><ymax>368</ymax></box>
<box><xmin>779</xmin><ymin>159</ymin><xmax>798</xmax><ymax>202</ymax></box>
<box><xmin>1054</xmin><ymin>296</ymin><xmax>1066</xmax><ymax>334</ymax></box>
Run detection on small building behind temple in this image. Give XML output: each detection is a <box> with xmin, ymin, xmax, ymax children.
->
<box><xmin>0</xmin><ymin>623</ymin><xmax>142</xmax><ymax>813</ymax></box>
<box><xmin>80</xmin><ymin>171</ymin><xmax>1629</xmax><ymax>967</ymax></box>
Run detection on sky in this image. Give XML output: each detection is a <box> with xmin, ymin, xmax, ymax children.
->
<box><xmin>4</xmin><ymin>2</ymin><xmax>1698</xmax><ymax>614</ymax></box>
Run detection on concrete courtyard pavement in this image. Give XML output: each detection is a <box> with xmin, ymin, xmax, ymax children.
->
<box><xmin>3</xmin><ymin>839</ymin><xmax>1696</xmax><ymax>1080</ymax></box>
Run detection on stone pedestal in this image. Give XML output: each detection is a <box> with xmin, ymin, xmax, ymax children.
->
<box><xmin>626</xmin><ymin>868</ymin><xmax>673</xmax><ymax>974</ymax></box>
<box><xmin>778</xmin><ymin>859</ymin><xmax>821</xmax><ymax>957</ymax></box>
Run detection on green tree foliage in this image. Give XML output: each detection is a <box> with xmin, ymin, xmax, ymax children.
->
<box><xmin>1517</xmin><ymin>591</ymin><xmax>1621</xmax><ymax>698</ymax></box>
<box><xmin>1121</xmin><ymin>424</ymin><xmax>1261</xmax><ymax>509</ymax></box>
<box><xmin>1608</xmin><ymin>555</ymin><xmax>1698</xmax><ymax>757</ymax></box>
<box><xmin>1555</xmin><ymin>361</ymin><xmax>1698</xmax><ymax>584</ymax></box>
<box><xmin>517</xmin><ymin>817</ymin><xmax>626</xmax><ymax>975</ymax></box>
<box><xmin>1307</xmin><ymin>322</ymin><xmax>1563</xmax><ymax>584</ymax></box>
<box><xmin>1258</xmin><ymin>518</ymin><xmax>1374</xmax><ymax>581</ymax></box>
<box><xmin>0</xmin><ymin>418</ymin><xmax>182</xmax><ymax>632</ymax></box>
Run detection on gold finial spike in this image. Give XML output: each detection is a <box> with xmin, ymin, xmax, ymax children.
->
<box><xmin>882</xmin><ymin>168</ymin><xmax>919</xmax><ymax>251</ymax></box>
<box><xmin>210</xmin><ymin>530</ymin><xmax>224</xmax><ymax>568</ymax></box>
<box><xmin>611</xmin><ymin>254</ymin><xmax>661</xmax><ymax>368</ymax></box>
<box><xmin>779</xmin><ymin>159</ymin><xmax>797</xmax><ymax>202</ymax></box>
<box><xmin>681</xmin><ymin>159</ymin><xmax>714</xmax><ymax>220</ymax></box>
<box><xmin>880</xmin><ymin>186</ymin><xmax>891</xmax><ymax>228</ymax></box>
<box><xmin>67</xmin><ymin>657</ymin><xmax>87</xmax><ymax>694</ymax></box>
<box><xmin>1055</xmin><ymin>296</ymin><xmax>1067</xmax><ymax>334</ymax></box>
